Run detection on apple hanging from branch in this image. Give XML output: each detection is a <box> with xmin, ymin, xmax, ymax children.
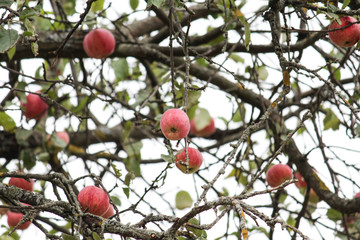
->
<box><xmin>266</xmin><ymin>163</ymin><xmax>292</xmax><ymax>187</ymax></box>
<box><xmin>328</xmin><ymin>16</ymin><xmax>360</xmax><ymax>48</ymax></box>
<box><xmin>21</xmin><ymin>92</ymin><xmax>48</xmax><ymax>120</ymax></box>
<box><xmin>83</xmin><ymin>29</ymin><xmax>116</xmax><ymax>59</ymax></box>
<box><xmin>160</xmin><ymin>108</ymin><xmax>190</xmax><ymax>140</ymax></box>
<box><xmin>175</xmin><ymin>147</ymin><xmax>203</xmax><ymax>174</ymax></box>
<box><xmin>77</xmin><ymin>185</ymin><xmax>110</xmax><ymax>216</ymax></box>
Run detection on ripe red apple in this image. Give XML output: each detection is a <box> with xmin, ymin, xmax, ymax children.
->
<box><xmin>328</xmin><ymin>16</ymin><xmax>360</xmax><ymax>47</ymax></box>
<box><xmin>21</xmin><ymin>92</ymin><xmax>48</xmax><ymax>120</ymax></box>
<box><xmin>175</xmin><ymin>147</ymin><xmax>203</xmax><ymax>174</ymax></box>
<box><xmin>77</xmin><ymin>186</ymin><xmax>110</xmax><ymax>216</ymax></box>
<box><xmin>190</xmin><ymin>117</ymin><xmax>216</xmax><ymax>137</ymax></box>
<box><xmin>102</xmin><ymin>204</ymin><xmax>114</xmax><ymax>218</ymax></box>
<box><xmin>7</xmin><ymin>203</ymin><xmax>31</xmax><ymax>230</ymax></box>
<box><xmin>83</xmin><ymin>29</ymin><xmax>116</xmax><ymax>59</ymax></box>
<box><xmin>294</xmin><ymin>171</ymin><xmax>307</xmax><ymax>189</ymax></box>
<box><xmin>160</xmin><ymin>108</ymin><xmax>190</xmax><ymax>141</ymax></box>
<box><xmin>266</xmin><ymin>164</ymin><xmax>292</xmax><ymax>187</ymax></box>
<box><xmin>8</xmin><ymin>174</ymin><xmax>34</xmax><ymax>192</ymax></box>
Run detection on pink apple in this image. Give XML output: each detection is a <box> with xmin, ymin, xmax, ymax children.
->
<box><xmin>328</xmin><ymin>16</ymin><xmax>360</xmax><ymax>47</ymax></box>
<box><xmin>83</xmin><ymin>29</ymin><xmax>116</xmax><ymax>59</ymax></box>
<box><xmin>7</xmin><ymin>203</ymin><xmax>31</xmax><ymax>230</ymax></box>
<box><xmin>294</xmin><ymin>171</ymin><xmax>307</xmax><ymax>189</ymax></box>
<box><xmin>21</xmin><ymin>92</ymin><xmax>48</xmax><ymax>120</ymax></box>
<box><xmin>102</xmin><ymin>204</ymin><xmax>114</xmax><ymax>218</ymax></box>
<box><xmin>77</xmin><ymin>186</ymin><xmax>110</xmax><ymax>216</ymax></box>
<box><xmin>266</xmin><ymin>164</ymin><xmax>292</xmax><ymax>187</ymax></box>
<box><xmin>8</xmin><ymin>174</ymin><xmax>34</xmax><ymax>192</ymax></box>
<box><xmin>160</xmin><ymin>108</ymin><xmax>190</xmax><ymax>140</ymax></box>
<box><xmin>190</xmin><ymin>117</ymin><xmax>216</xmax><ymax>137</ymax></box>
<box><xmin>56</xmin><ymin>131</ymin><xmax>70</xmax><ymax>145</ymax></box>
<box><xmin>175</xmin><ymin>147</ymin><xmax>203</xmax><ymax>174</ymax></box>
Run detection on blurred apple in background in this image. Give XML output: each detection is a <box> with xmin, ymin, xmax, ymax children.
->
<box><xmin>190</xmin><ymin>108</ymin><xmax>215</xmax><ymax>137</ymax></box>
<box><xmin>7</xmin><ymin>203</ymin><xmax>32</xmax><ymax>230</ymax></box>
<box><xmin>8</xmin><ymin>173</ymin><xmax>34</xmax><ymax>192</ymax></box>
<box><xmin>21</xmin><ymin>92</ymin><xmax>48</xmax><ymax>120</ymax></box>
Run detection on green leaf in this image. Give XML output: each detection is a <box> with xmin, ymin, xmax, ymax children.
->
<box><xmin>186</xmin><ymin>90</ymin><xmax>201</xmax><ymax>110</ymax></box>
<box><xmin>229</xmin><ymin>53</ymin><xmax>244</xmax><ymax>63</ymax></box>
<box><xmin>19</xmin><ymin>5</ymin><xmax>40</xmax><ymax>20</ymax></box>
<box><xmin>0</xmin><ymin>236</ymin><xmax>15</xmax><ymax>240</ymax></box>
<box><xmin>51</xmin><ymin>134</ymin><xmax>67</xmax><ymax>149</ymax></box>
<box><xmin>187</xmin><ymin>218</ymin><xmax>206</xmax><ymax>237</ymax></box>
<box><xmin>147</xmin><ymin>0</ymin><xmax>165</xmax><ymax>8</ymax></box>
<box><xmin>342</xmin><ymin>0</ymin><xmax>350</xmax><ymax>9</ymax></box>
<box><xmin>257</xmin><ymin>65</ymin><xmax>268</xmax><ymax>80</ymax></box>
<box><xmin>123</xmin><ymin>141</ymin><xmax>142</xmax><ymax>177</ymax></box>
<box><xmin>91</xmin><ymin>0</ymin><xmax>104</xmax><ymax>12</ymax></box>
<box><xmin>237</xmin><ymin>12</ymin><xmax>251</xmax><ymax>51</ymax></box>
<box><xmin>326</xmin><ymin>208</ymin><xmax>342</xmax><ymax>221</ymax></box>
<box><xmin>286</xmin><ymin>215</ymin><xmax>296</xmax><ymax>227</ymax></box>
<box><xmin>333</xmin><ymin>67</ymin><xmax>341</xmax><ymax>81</ymax></box>
<box><xmin>279</xmin><ymin>192</ymin><xmax>287</xmax><ymax>204</ymax></box>
<box><xmin>121</xmin><ymin>121</ymin><xmax>133</xmax><ymax>141</ymax></box>
<box><xmin>0</xmin><ymin>112</ymin><xmax>16</xmax><ymax>133</ymax></box>
<box><xmin>0</xmin><ymin>0</ymin><xmax>14</xmax><ymax>7</ymax></box>
<box><xmin>161</xmin><ymin>154</ymin><xmax>175</xmax><ymax>163</ymax></box>
<box><xmin>112</xmin><ymin>58</ymin><xmax>129</xmax><ymax>82</ymax></box>
<box><xmin>175</xmin><ymin>190</ymin><xmax>193</xmax><ymax>210</ymax></box>
<box><xmin>130</xmin><ymin>0</ymin><xmax>139</xmax><ymax>10</ymax></box>
<box><xmin>15</xmin><ymin>129</ymin><xmax>33</xmax><ymax>147</ymax></box>
<box><xmin>110</xmin><ymin>195</ymin><xmax>121</xmax><ymax>206</ymax></box>
<box><xmin>194</xmin><ymin>108</ymin><xmax>211</xmax><ymax>131</ymax></box>
<box><xmin>124</xmin><ymin>171</ymin><xmax>135</xmax><ymax>186</ymax></box>
<box><xmin>20</xmin><ymin>149</ymin><xmax>36</xmax><ymax>170</ymax></box>
<box><xmin>111</xmin><ymin>162</ymin><xmax>122</xmax><ymax>178</ymax></box>
<box><xmin>323</xmin><ymin>108</ymin><xmax>340</xmax><ymax>131</ymax></box>
<box><xmin>123</xmin><ymin>187</ymin><xmax>130</xmax><ymax>198</ymax></box>
<box><xmin>7</xmin><ymin>46</ymin><xmax>16</xmax><ymax>60</ymax></box>
<box><xmin>0</xmin><ymin>29</ymin><xmax>19</xmax><ymax>53</ymax></box>
<box><xmin>92</xmin><ymin>232</ymin><xmax>102</xmax><ymax>240</ymax></box>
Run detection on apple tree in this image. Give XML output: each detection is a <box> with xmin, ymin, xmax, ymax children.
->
<box><xmin>1</xmin><ymin>0</ymin><xmax>360</xmax><ymax>239</ymax></box>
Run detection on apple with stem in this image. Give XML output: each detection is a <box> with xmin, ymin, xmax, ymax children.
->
<box><xmin>77</xmin><ymin>185</ymin><xmax>110</xmax><ymax>216</ymax></box>
<box><xmin>7</xmin><ymin>203</ymin><xmax>31</xmax><ymax>230</ymax></box>
<box><xmin>160</xmin><ymin>108</ymin><xmax>190</xmax><ymax>141</ymax></box>
<box><xmin>266</xmin><ymin>164</ymin><xmax>292</xmax><ymax>187</ymax></box>
<box><xmin>83</xmin><ymin>29</ymin><xmax>116</xmax><ymax>59</ymax></box>
<box><xmin>175</xmin><ymin>147</ymin><xmax>203</xmax><ymax>174</ymax></box>
<box><xmin>328</xmin><ymin>16</ymin><xmax>360</xmax><ymax>47</ymax></box>
<box><xmin>21</xmin><ymin>92</ymin><xmax>48</xmax><ymax>120</ymax></box>
<box><xmin>190</xmin><ymin>117</ymin><xmax>216</xmax><ymax>137</ymax></box>
<box><xmin>8</xmin><ymin>174</ymin><xmax>34</xmax><ymax>192</ymax></box>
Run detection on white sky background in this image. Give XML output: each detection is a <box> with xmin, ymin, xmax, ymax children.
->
<box><xmin>0</xmin><ymin>0</ymin><xmax>360</xmax><ymax>239</ymax></box>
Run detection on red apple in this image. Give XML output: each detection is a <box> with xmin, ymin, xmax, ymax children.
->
<box><xmin>21</xmin><ymin>92</ymin><xmax>48</xmax><ymax>120</ymax></box>
<box><xmin>77</xmin><ymin>186</ymin><xmax>110</xmax><ymax>216</ymax></box>
<box><xmin>308</xmin><ymin>188</ymin><xmax>320</xmax><ymax>203</ymax></box>
<box><xmin>266</xmin><ymin>164</ymin><xmax>292</xmax><ymax>187</ymax></box>
<box><xmin>102</xmin><ymin>204</ymin><xmax>114</xmax><ymax>218</ymax></box>
<box><xmin>7</xmin><ymin>203</ymin><xmax>31</xmax><ymax>230</ymax></box>
<box><xmin>294</xmin><ymin>171</ymin><xmax>307</xmax><ymax>189</ymax></box>
<box><xmin>83</xmin><ymin>29</ymin><xmax>116</xmax><ymax>59</ymax></box>
<box><xmin>328</xmin><ymin>16</ymin><xmax>360</xmax><ymax>47</ymax></box>
<box><xmin>8</xmin><ymin>174</ymin><xmax>34</xmax><ymax>192</ymax></box>
<box><xmin>354</xmin><ymin>192</ymin><xmax>360</xmax><ymax>199</ymax></box>
<box><xmin>190</xmin><ymin>117</ymin><xmax>216</xmax><ymax>137</ymax></box>
<box><xmin>160</xmin><ymin>108</ymin><xmax>190</xmax><ymax>140</ymax></box>
<box><xmin>175</xmin><ymin>147</ymin><xmax>203</xmax><ymax>174</ymax></box>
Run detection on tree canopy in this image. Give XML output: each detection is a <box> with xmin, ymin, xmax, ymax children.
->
<box><xmin>1</xmin><ymin>0</ymin><xmax>360</xmax><ymax>239</ymax></box>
